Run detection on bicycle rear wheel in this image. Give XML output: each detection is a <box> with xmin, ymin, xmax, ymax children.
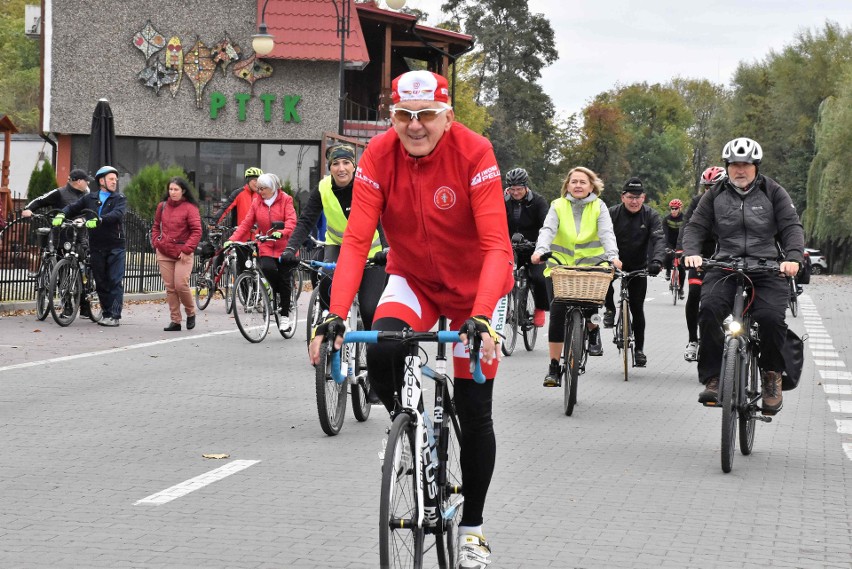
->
<box><xmin>194</xmin><ymin>264</ymin><xmax>213</xmax><ymax>311</ymax></box>
<box><xmin>49</xmin><ymin>258</ymin><xmax>81</xmax><ymax>327</ymax></box>
<box><xmin>222</xmin><ymin>257</ymin><xmax>236</xmax><ymax>314</ymax></box>
<box><xmin>315</xmin><ymin>340</ymin><xmax>348</xmax><ymax>435</ymax></box>
<box><xmin>379</xmin><ymin>412</ymin><xmax>425</xmax><ymax>569</ymax></box>
<box><xmin>434</xmin><ymin>390</ymin><xmax>463</xmax><ymax>568</ymax></box>
<box><xmin>351</xmin><ymin>315</ymin><xmax>371</xmax><ymax>422</ymax></box>
<box><xmin>501</xmin><ymin>289</ymin><xmax>518</xmax><ymax>356</ymax></box>
<box><xmin>233</xmin><ymin>272</ymin><xmax>270</xmax><ymax>343</ymax></box>
<box><xmin>720</xmin><ymin>337</ymin><xmax>739</xmax><ymax>473</ymax></box>
<box><xmin>739</xmin><ymin>351</ymin><xmax>759</xmax><ymax>455</ymax></box>
<box><xmin>35</xmin><ymin>256</ymin><xmax>57</xmax><ymax>321</ymax></box>
<box><xmin>621</xmin><ymin>300</ymin><xmax>631</xmax><ymax>382</ymax></box>
<box><xmin>562</xmin><ymin>309</ymin><xmax>583</xmax><ymax>416</ymax></box>
<box><xmin>522</xmin><ymin>287</ymin><xmax>537</xmax><ymax>351</ymax></box>
<box><xmin>671</xmin><ymin>272</ymin><xmax>679</xmax><ymax>305</ymax></box>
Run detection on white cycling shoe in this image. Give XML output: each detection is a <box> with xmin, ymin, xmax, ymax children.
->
<box><xmin>458</xmin><ymin>534</ymin><xmax>491</xmax><ymax>568</ymax></box>
<box><xmin>684</xmin><ymin>341</ymin><xmax>699</xmax><ymax>362</ymax></box>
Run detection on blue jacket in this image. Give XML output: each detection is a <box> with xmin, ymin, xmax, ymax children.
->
<box><xmin>63</xmin><ymin>191</ymin><xmax>127</xmax><ymax>250</ymax></box>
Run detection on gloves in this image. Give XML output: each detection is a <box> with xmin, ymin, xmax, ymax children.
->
<box><xmin>271</xmin><ymin>231</ymin><xmax>282</xmax><ymax>239</ymax></box>
<box><xmin>371</xmin><ymin>248</ymin><xmax>390</xmax><ymax>266</ymax></box>
<box><xmin>312</xmin><ymin>313</ymin><xmax>345</xmax><ymax>342</ymax></box>
<box><xmin>647</xmin><ymin>261</ymin><xmax>663</xmax><ymax>276</ymax></box>
<box><xmin>52</xmin><ymin>214</ymin><xmax>65</xmax><ymax>227</ymax></box>
<box><xmin>511</xmin><ymin>232</ymin><xmax>525</xmax><ymax>244</ymax></box>
<box><xmin>85</xmin><ymin>218</ymin><xmax>99</xmax><ymax>229</ymax></box>
<box><xmin>223</xmin><ymin>241</ymin><xmax>233</xmax><ymax>249</ymax></box>
<box><xmin>461</xmin><ymin>315</ymin><xmax>500</xmax><ymax>345</ymax></box>
<box><xmin>279</xmin><ymin>248</ymin><xmax>299</xmax><ymax>267</ymax></box>
<box><xmin>675</xmin><ymin>250</ymin><xmax>684</xmax><ymax>259</ymax></box>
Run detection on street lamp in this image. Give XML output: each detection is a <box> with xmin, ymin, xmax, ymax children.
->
<box><xmin>252</xmin><ymin>0</ymin><xmax>275</xmax><ymax>56</ymax></box>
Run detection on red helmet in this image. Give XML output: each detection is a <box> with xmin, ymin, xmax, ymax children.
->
<box><xmin>669</xmin><ymin>199</ymin><xmax>683</xmax><ymax>209</ymax></box>
<box><xmin>701</xmin><ymin>166</ymin><xmax>726</xmax><ymax>186</ymax></box>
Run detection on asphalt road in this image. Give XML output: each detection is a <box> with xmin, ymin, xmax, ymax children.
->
<box><xmin>1</xmin><ymin>275</ymin><xmax>851</xmax><ymax>568</ymax></box>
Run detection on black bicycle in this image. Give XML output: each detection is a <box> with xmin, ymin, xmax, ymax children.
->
<box><xmin>787</xmin><ymin>276</ymin><xmax>800</xmax><ymax>318</ymax></box>
<box><xmin>194</xmin><ymin>225</ymin><xmax>236</xmax><ymax>313</ymax></box>
<box><xmin>612</xmin><ymin>268</ymin><xmax>648</xmax><ymax>382</ymax></box>
<box><xmin>502</xmin><ymin>235</ymin><xmax>538</xmax><ymax>356</ymax></box>
<box><xmin>30</xmin><ymin>211</ymin><xmax>63</xmax><ymax>321</ymax></box>
<box><xmin>47</xmin><ymin>211</ymin><xmax>103</xmax><ymax>326</ymax></box>
<box><xmin>700</xmin><ymin>258</ymin><xmax>782</xmax><ymax>473</ymax></box>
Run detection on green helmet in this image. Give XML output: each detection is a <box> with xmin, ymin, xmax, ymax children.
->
<box><xmin>244</xmin><ymin>167</ymin><xmax>263</xmax><ymax>179</ymax></box>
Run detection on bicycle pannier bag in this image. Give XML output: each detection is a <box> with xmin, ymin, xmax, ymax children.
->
<box><xmin>781</xmin><ymin>328</ymin><xmax>805</xmax><ymax>391</ymax></box>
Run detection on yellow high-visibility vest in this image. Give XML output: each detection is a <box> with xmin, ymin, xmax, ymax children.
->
<box><xmin>318</xmin><ymin>176</ymin><xmax>382</xmax><ymax>257</ymax></box>
<box><xmin>545</xmin><ymin>196</ymin><xmax>606</xmax><ymax>276</ymax></box>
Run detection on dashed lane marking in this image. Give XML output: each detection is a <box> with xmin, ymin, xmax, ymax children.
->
<box><xmin>827</xmin><ymin>400</ymin><xmax>852</xmax><ymax>414</ymax></box>
<box><xmin>135</xmin><ymin>460</ymin><xmax>261</xmax><ymax>505</ymax></box>
<box><xmin>823</xmin><ymin>385</ymin><xmax>852</xmax><ymax>395</ymax></box>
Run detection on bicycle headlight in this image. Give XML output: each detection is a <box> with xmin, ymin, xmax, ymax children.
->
<box><xmin>727</xmin><ymin>320</ymin><xmax>742</xmax><ymax>335</ymax></box>
<box><xmin>63</xmin><ymin>241</ymin><xmax>72</xmax><ymax>251</ymax></box>
<box><xmin>589</xmin><ymin>314</ymin><xmax>603</xmax><ymax>326</ymax></box>
<box><xmin>244</xmin><ymin>259</ymin><xmax>252</xmax><ymax>268</ymax></box>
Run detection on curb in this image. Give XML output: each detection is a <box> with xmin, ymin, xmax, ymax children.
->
<box><xmin>0</xmin><ymin>291</ymin><xmax>167</xmax><ymax>314</ymax></box>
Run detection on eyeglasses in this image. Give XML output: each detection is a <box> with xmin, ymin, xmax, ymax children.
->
<box><xmin>670</xmin><ymin>207</ymin><xmax>680</xmax><ymax>210</ymax></box>
<box><xmin>390</xmin><ymin>106</ymin><xmax>451</xmax><ymax>124</ymax></box>
<box><xmin>623</xmin><ymin>195</ymin><xmax>643</xmax><ymax>201</ymax></box>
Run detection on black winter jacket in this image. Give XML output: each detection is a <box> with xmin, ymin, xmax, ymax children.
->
<box><xmin>505</xmin><ymin>189</ymin><xmax>549</xmax><ymax>244</ymax></box>
<box><xmin>63</xmin><ymin>191</ymin><xmax>127</xmax><ymax>250</ymax></box>
<box><xmin>608</xmin><ymin>203</ymin><xmax>666</xmax><ymax>271</ymax></box>
<box><xmin>25</xmin><ymin>184</ymin><xmax>88</xmax><ymax>213</ymax></box>
<box><xmin>682</xmin><ymin>175</ymin><xmax>804</xmax><ymax>264</ymax></box>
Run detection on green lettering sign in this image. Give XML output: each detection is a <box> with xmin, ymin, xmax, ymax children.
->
<box><xmin>259</xmin><ymin>94</ymin><xmax>276</xmax><ymax>122</ymax></box>
<box><xmin>209</xmin><ymin>92</ymin><xmax>226</xmax><ymax>119</ymax></box>
<box><xmin>235</xmin><ymin>93</ymin><xmax>251</xmax><ymax>122</ymax></box>
<box><xmin>283</xmin><ymin>95</ymin><xmax>302</xmax><ymax>123</ymax></box>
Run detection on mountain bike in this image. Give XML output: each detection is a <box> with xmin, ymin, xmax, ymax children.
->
<box><xmin>502</xmin><ymin>236</ymin><xmax>537</xmax><ymax>356</ymax></box>
<box><xmin>194</xmin><ymin>225</ymin><xmax>236</xmax><ymax>313</ymax></box>
<box><xmin>30</xmin><ymin>211</ymin><xmax>63</xmax><ymax>321</ymax></box>
<box><xmin>47</xmin><ymin>211</ymin><xmax>103</xmax><ymax>326</ymax></box>
<box><xmin>333</xmin><ymin>320</ymin><xmax>484</xmax><ymax>568</ymax></box>
<box><xmin>612</xmin><ymin>268</ymin><xmax>648</xmax><ymax>382</ymax></box>
<box><xmin>701</xmin><ymin>258</ymin><xmax>781</xmax><ymax>473</ymax></box>
<box><xmin>548</xmin><ymin>262</ymin><xmax>613</xmax><ymax>416</ymax></box>
<box><xmin>230</xmin><ymin>226</ymin><xmax>298</xmax><ymax>343</ymax></box>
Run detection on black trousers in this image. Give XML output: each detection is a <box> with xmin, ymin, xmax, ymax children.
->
<box><xmin>317</xmin><ymin>245</ymin><xmax>387</xmax><ymax>330</ymax></box>
<box><xmin>604</xmin><ymin>276</ymin><xmax>648</xmax><ymax>351</ymax></box>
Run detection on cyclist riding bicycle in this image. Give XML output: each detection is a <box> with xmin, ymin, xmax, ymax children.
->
<box><xmin>504</xmin><ymin>167</ymin><xmax>549</xmax><ymax>328</ymax></box>
<box><xmin>663</xmin><ymin>198</ymin><xmax>686</xmax><ymax>299</ymax></box>
<box><xmin>677</xmin><ymin>166</ymin><xmax>726</xmax><ymax>361</ymax></box>
<box><xmin>602</xmin><ymin>177</ymin><xmax>666</xmax><ymax>367</ymax></box>
<box><xmin>683</xmin><ymin>138</ymin><xmax>804</xmax><ymax>415</ymax></box>
<box><xmin>531</xmin><ymin>166</ymin><xmax>619</xmax><ymax>385</ymax></box>
<box><xmin>279</xmin><ymin>143</ymin><xmax>387</xmax><ymax>333</ymax></box>
<box><xmin>225</xmin><ymin>173</ymin><xmax>297</xmax><ymax>332</ymax></box>
<box><xmin>309</xmin><ymin>70</ymin><xmax>512</xmax><ymax>569</ymax></box>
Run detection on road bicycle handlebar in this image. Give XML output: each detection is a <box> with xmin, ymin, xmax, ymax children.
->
<box><xmin>333</xmin><ymin>329</ymin><xmax>486</xmax><ymax>384</ymax></box>
<box><xmin>700</xmin><ymin>258</ymin><xmax>783</xmax><ymax>274</ymax></box>
<box><xmin>614</xmin><ymin>268</ymin><xmax>648</xmax><ymax>279</ymax></box>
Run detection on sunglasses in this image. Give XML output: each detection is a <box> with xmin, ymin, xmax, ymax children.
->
<box><xmin>671</xmin><ymin>207</ymin><xmax>680</xmax><ymax>210</ymax></box>
<box><xmin>390</xmin><ymin>106</ymin><xmax>451</xmax><ymax>124</ymax></box>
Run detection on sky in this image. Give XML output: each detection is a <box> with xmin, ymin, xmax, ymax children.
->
<box><xmin>397</xmin><ymin>0</ymin><xmax>852</xmax><ymax>118</ymax></box>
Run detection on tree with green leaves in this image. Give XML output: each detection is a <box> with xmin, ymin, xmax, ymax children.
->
<box><xmin>671</xmin><ymin>78</ymin><xmax>729</xmax><ymax>191</ymax></box>
<box><xmin>26</xmin><ymin>161</ymin><xmax>58</xmax><ymax>203</ymax></box>
<box><xmin>0</xmin><ymin>0</ymin><xmax>40</xmax><ymax>133</ymax></box>
<box><xmin>124</xmin><ymin>164</ymin><xmax>192</xmax><ymax>220</ymax></box>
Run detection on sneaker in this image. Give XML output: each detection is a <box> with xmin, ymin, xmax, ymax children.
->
<box><xmin>98</xmin><ymin>316</ymin><xmax>119</xmax><ymax>327</ymax></box>
<box><xmin>543</xmin><ymin>359</ymin><xmax>561</xmax><ymax>387</ymax></box>
<box><xmin>634</xmin><ymin>350</ymin><xmax>647</xmax><ymax>367</ymax></box>
<box><xmin>458</xmin><ymin>534</ymin><xmax>491</xmax><ymax>569</ymax></box>
<box><xmin>602</xmin><ymin>311</ymin><xmax>615</xmax><ymax>328</ymax></box>
<box><xmin>683</xmin><ymin>341</ymin><xmax>699</xmax><ymax>362</ymax></box>
<box><xmin>533</xmin><ymin>308</ymin><xmax>546</xmax><ymax>328</ymax></box>
<box><xmin>698</xmin><ymin>377</ymin><xmax>719</xmax><ymax>405</ymax></box>
<box><xmin>278</xmin><ymin>315</ymin><xmax>290</xmax><ymax>332</ymax></box>
<box><xmin>588</xmin><ymin>328</ymin><xmax>603</xmax><ymax>356</ymax></box>
<box><xmin>761</xmin><ymin>370</ymin><xmax>783</xmax><ymax>415</ymax></box>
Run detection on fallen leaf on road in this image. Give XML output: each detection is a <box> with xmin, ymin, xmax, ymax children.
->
<box><xmin>202</xmin><ymin>453</ymin><xmax>230</xmax><ymax>459</ymax></box>
<box><xmin>33</xmin><ymin>329</ymin><xmax>41</xmax><ymax>333</ymax></box>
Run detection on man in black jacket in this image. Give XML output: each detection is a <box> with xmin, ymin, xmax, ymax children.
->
<box><xmin>603</xmin><ymin>177</ymin><xmax>666</xmax><ymax>366</ymax></box>
<box><xmin>683</xmin><ymin>138</ymin><xmax>804</xmax><ymax>415</ymax></box>
<box><xmin>22</xmin><ymin>169</ymin><xmax>93</xmax><ymax>218</ymax></box>
<box><xmin>503</xmin><ymin>167</ymin><xmax>549</xmax><ymax>327</ymax></box>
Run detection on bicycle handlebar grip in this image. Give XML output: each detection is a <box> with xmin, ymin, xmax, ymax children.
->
<box><xmin>331</xmin><ymin>349</ymin><xmax>346</xmax><ymax>385</ymax></box>
<box><xmin>345</xmin><ymin>330</ymin><xmax>379</xmax><ymax>344</ymax></box>
<box><xmin>310</xmin><ymin>261</ymin><xmax>337</xmax><ymax>270</ymax></box>
<box><xmin>437</xmin><ymin>331</ymin><xmax>461</xmax><ymax>343</ymax></box>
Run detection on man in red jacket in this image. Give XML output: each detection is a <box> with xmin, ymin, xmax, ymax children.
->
<box><xmin>310</xmin><ymin>70</ymin><xmax>512</xmax><ymax>568</ymax></box>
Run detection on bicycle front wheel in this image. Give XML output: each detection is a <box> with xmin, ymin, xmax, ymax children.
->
<box><xmin>788</xmin><ymin>279</ymin><xmax>798</xmax><ymax>318</ymax></box>
<box><xmin>671</xmin><ymin>273</ymin><xmax>679</xmax><ymax>305</ymax></box>
<box><xmin>233</xmin><ymin>272</ymin><xmax>270</xmax><ymax>343</ymax></box>
<box><xmin>739</xmin><ymin>351</ymin><xmax>759</xmax><ymax>455</ymax></box>
<box><xmin>501</xmin><ymin>289</ymin><xmax>518</xmax><ymax>356</ymax></box>
<box><xmin>49</xmin><ymin>258</ymin><xmax>81</xmax><ymax>327</ymax></box>
<box><xmin>36</xmin><ymin>256</ymin><xmax>57</xmax><ymax>321</ymax></box>
<box><xmin>621</xmin><ymin>300</ymin><xmax>631</xmax><ymax>382</ymax></box>
<box><xmin>315</xmin><ymin>340</ymin><xmax>348</xmax><ymax>436</ymax></box>
<box><xmin>194</xmin><ymin>266</ymin><xmax>213</xmax><ymax>311</ymax></box>
<box><xmin>306</xmin><ymin>286</ymin><xmax>323</xmax><ymax>347</ymax></box>
<box><xmin>562</xmin><ymin>309</ymin><xmax>583</xmax><ymax>416</ymax></box>
<box><xmin>720</xmin><ymin>337</ymin><xmax>739</xmax><ymax>473</ymax></box>
<box><xmin>222</xmin><ymin>257</ymin><xmax>236</xmax><ymax>314</ymax></box>
<box><xmin>522</xmin><ymin>287</ymin><xmax>537</xmax><ymax>351</ymax></box>
<box><xmin>379</xmin><ymin>412</ymin><xmax>425</xmax><ymax>569</ymax></box>
<box><xmin>350</xmin><ymin>315</ymin><xmax>371</xmax><ymax>422</ymax></box>
<box><xmin>434</xmin><ymin>392</ymin><xmax>463</xmax><ymax>568</ymax></box>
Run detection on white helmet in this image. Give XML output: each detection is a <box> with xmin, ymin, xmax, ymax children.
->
<box><xmin>722</xmin><ymin>138</ymin><xmax>763</xmax><ymax>165</ymax></box>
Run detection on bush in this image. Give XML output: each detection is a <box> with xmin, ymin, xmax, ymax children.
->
<box><xmin>123</xmin><ymin>163</ymin><xmax>194</xmax><ymax>220</ymax></box>
<box><xmin>26</xmin><ymin>161</ymin><xmax>58</xmax><ymax>203</ymax></box>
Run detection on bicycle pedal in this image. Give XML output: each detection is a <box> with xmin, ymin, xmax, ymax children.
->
<box><xmin>702</xmin><ymin>401</ymin><xmax>719</xmax><ymax>407</ymax></box>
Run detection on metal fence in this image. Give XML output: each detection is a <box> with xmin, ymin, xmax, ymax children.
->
<box><xmin>0</xmin><ymin>210</ymin><xmax>164</xmax><ymax>303</ymax></box>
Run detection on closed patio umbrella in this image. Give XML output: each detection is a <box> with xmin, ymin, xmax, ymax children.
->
<box><xmin>88</xmin><ymin>98</ymin><xmax>116</xmax><ymax>188</ymax></box>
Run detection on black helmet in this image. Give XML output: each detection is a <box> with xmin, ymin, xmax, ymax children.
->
<box><xmin>505</xmin><ymin>168</ymin><xmax>529</xmax><ymax>187</ymax></box>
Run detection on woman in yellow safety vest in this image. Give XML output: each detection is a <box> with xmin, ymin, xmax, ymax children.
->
<box><xmin>279</xmin><ymin>143</ymin><xmax>387</xmax><ymax>331</ymax></box>
<box><xmin>531</xmin><ymin>166</ymin><xmax>620</xmax><ymax>387</ymax></box>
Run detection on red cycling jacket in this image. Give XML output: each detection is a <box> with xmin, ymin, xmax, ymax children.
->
<box><xmin>329</xmin><ymin>122</ymin><xmax>513</xmax><ymax>318</ymax></box>
<box><xmin>229</xmin><ymin>190</ymin><xmax>297</xmax><ymax>258</ymax></box>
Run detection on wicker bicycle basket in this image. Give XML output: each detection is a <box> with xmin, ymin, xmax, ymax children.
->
<box><xmin>550</xmin><ymin>265</ymin><xmax>614</xmax><ymax>304</ymax></box>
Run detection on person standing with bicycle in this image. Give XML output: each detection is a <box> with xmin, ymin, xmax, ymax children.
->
<box><xmin>225</xmin><ymin>173</ymin><xmax>297</xmax><ymax>332</ymax></box>
<box><xmin>531</xmin><ymin>166</ymin><xmax>619</xmax><ymax>385</ymax></box>
<box><xmin>504</xmin><ymin>167</ymin><xmax>549</xmax><ymax>328</ymax></box>
<box><xmin>677</xmin><ymin>166</ymin><xmax>726</xmax><ymax>362</ymax></box>
<box><xmin>683</xmin><ymin>138</ymin><xmax>803</xmax><ymax>415</ymax></box>
<box><xmin>663</xmin><ymin>199</ymin><xmax>685</xmax><ymax>299</ymax></box>
<box><xmin>601</xmin><ymin>178</ymin><xmax>666</xmax><ymax>367</ymax></box>
<box><xmin>55</xmin><ymin>166</ymin><xmax>126</xmax><ymax>327</ymax></box>
<box><xmin>310</xmin><ymin>70</ymin><xmax>512</xmax><ymax>569</ymax></box>
<box><xmin>151</xmin><ymin>177</ymin><xmax>202</xmax><ymax>332</ymax></box>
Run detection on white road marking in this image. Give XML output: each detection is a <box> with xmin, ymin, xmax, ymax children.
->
<box><xmin>135</xmin><ymin>460</ymin><xmax>261</xmax><ymax>505</ymax></box>
<box><xmin>827</xmin><ymin>400</ymin><xmax>852</xmax><ymax>414</ymax></box>
<box><xmin>823</xmin><ymin>384</ymin><xmax>852</xmax><ymax>395</ymax></box>
<box><xmin>808</xmin><ymin>339</ymin><xmax>834</xmax><ymax>346</ymax></box>
<box><xmin>812</xmin><ymin>350</ymin><xmax>840</xmax><ymax>358</ymax></box>
<box><xmin>836</xmin><ymin>420</ymin><xmax>852</xmax><ymax>435</ymax></box>
<box><xmin>815</xmin><ymin>360</ymin><xmax>846</xmax><ymax>368</ymax></box>
<box><xmin>819</xmin><ymin>370</ymin><xmax>852</xmax><ymax>381</ymax></box>
<box><xmin>844</xmin><ymin>444</ymin><xmax>852</xmax><ymax>461</ymax></box>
